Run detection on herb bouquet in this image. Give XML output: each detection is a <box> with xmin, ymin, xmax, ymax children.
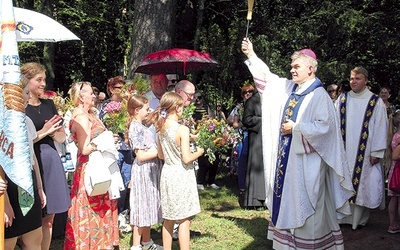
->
<box><xmin>194</xmin><ymin>117</ymin><xmax>240</xmax><ymax>163</ymax></box>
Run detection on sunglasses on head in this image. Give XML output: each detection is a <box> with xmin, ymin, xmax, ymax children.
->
<box><xmin>78</xmin><ymin>81</ymin><xmax>91</xmax><ymax>91</ymax></box>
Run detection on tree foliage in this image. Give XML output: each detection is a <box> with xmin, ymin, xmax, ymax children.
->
<box><xmin>15</xmin><ymin>0</ymin><xmax>130</xmax><ymax>94</ymax></box>
<box><xmin>12</xmin><ymin>0</ymin><xmax>400</xmax><ymax>106</ymax></box>
<box><xmin>196</xmin><ymin>0</ymin><xmax>400</xmax><ymax>107</ymax></box>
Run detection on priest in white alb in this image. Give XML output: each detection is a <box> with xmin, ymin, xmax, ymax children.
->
<box><xmin>241</xmin><ymin>37</ymin><xmax>354</xmax><ymax>249</ymax></box>
<box><xmin>336</xmin><ymin>66</ymin><xmax>388</xmax><ymax>230</ymax></box>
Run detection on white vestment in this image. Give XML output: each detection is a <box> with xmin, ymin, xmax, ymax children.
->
<box><xmin>336</xmin><ymin>88</ymin><xmax>388</xmax><ymax>229</ymax></box>
<box><xmin>245</xmin><ymin>56</ymin><xmax>354</xmax><ymax>249</ymax></box>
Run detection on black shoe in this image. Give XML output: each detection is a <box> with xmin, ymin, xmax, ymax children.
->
<box><xmin>238</xmin><ymin>190</ymin><xmax>245</xmax><ymax>208</ymax></box>
<box><xmin>190</xmin><ymin>230</ymin><xmax>201</xmax><ymax>237</ymax></box>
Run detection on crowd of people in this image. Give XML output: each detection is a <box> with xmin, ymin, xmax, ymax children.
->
<box><xmin>1</xmin><ymin>61</ymin><xmax>215</xmax><ymax>249</ymax></box>
<box><xmin>1</xmin><ymin>37</ymin><xmax>399</xmax><ymax>250</ymax></box>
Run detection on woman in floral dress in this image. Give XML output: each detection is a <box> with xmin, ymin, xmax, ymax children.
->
<box><xmin>64</xmin><ymin>81</ymin><xmax>119</xmax><ymax>249</ymax></box>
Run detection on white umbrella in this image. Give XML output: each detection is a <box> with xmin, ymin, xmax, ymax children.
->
<box><xmin>14</xmin><ymin>7</ymin><xmax>80</xmax><ymax>42</ymax></box>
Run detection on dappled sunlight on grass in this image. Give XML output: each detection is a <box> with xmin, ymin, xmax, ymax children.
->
<box><xmin>199</xmin><ymin>188</ymin><xmax>238</xmax><ymax>212</ymax></box>
<box><xmin>49</xmin><ymin>169</ymin><xmax>271</xmax><ymax>249</ymax></box>
<box><xmin>187</xmin><ymin>170</ymin><xmax>272</xmax><ymax>249</ymax></box>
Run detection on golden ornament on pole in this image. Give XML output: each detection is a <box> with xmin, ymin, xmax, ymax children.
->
<box><xmin>246</xmin><ymin>0</ymin><xmax>255</xmax><ymax>37</ymax></box>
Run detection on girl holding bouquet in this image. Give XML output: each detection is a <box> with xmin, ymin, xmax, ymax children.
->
<box><xmin>149</xmin><ymin>92</ymin><xmax>204</xmax><ymax>250</ymax></box>
<box><xmin>126</xmin><ymin>95</ymin><xmax>163</xmax><ymax>250</ymax></box>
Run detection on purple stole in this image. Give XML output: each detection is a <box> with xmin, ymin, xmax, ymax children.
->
<box><xmin>339</xmin><ymin>93</ymin><xmax>379</xmax><ymax>203</ymax></box>
<box><xmin>271</xmin><ymin>78</ymin><xmax>323</xmax><ymax>226</ymax></box>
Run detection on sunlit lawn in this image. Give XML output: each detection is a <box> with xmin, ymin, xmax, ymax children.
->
<box><xmin>47</xmin><ymin>168</ymin><xmax>271</xmax><ymax>250</ymax></box>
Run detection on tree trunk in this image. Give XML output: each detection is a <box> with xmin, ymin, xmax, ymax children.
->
<box><xmin>193</xmin><ymin>0</ymin><xmax>204</xmax><ymax>51</ymax></box>
<box><xmin>128</xmin><ymin>0</ymin><xmax>178</xmax><ymax>78</ymax></box>
<box><xmin>39</xmin><ymin>0</ymin><xmax>55</xmax><ymax>90</ymax></box>
<box><xmin>43</xmin><ymin>43</ymin><xmax>55</xmax><ymax>90</ymax></box>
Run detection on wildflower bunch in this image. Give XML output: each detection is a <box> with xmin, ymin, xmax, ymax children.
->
<box><xmin>194</xmin><ymin>117</ymin><xmax>240</xmax><ymax>163</ymax></box>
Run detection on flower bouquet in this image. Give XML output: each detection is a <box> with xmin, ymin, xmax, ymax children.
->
<box><xmin>194</xmin><ymin>117</ymin><xmax>240</xmax><ymax>163</ymax></box>
<box><xmin>102</xmin><ymin>100</ymin><xmax>128</xmax><ymax>134</ymax></box>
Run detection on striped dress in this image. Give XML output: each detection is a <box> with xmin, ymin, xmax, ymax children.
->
<box><xmin>129</xmin><ymin>121</ymin><xmax>162</xmax><ymax>226</ymax></box>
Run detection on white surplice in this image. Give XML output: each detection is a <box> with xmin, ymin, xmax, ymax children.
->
<box><xmin>245</xmin><ymin>55</ymin><xmax>354</xmax><ymax>249</ymax></box>
<box><xmin>336</xmin><ymin>88</ymin><xmax>388</xmax><ymax>229</ymax></box>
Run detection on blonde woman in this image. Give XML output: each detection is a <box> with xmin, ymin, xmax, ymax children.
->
<box><xmin>64</xmin><ymin>82</ymin><xmax>119</xmax><ymax>249</ymax></box>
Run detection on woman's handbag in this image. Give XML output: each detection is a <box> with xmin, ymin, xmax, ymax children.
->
<box><xmin>389</xmin><ymin>161</ymin><xmax>400</xmax><ymax>193</ymax></box>
<box><xmin>61</xmin><ymin>141</ymin><xmax>75</xmax><ymax>172</ymax></box>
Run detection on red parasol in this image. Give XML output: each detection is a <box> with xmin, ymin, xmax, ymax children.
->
<box><xmin>134</xmin><ymin>48</ymin><xmax>218</xmax><ymax>75</ymax></box>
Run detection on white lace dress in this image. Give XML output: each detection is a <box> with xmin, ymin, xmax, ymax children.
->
<box><xmin>159</xmin><ymin>123</ymin><xmax>201</xmax><ymax>220</ymax></box>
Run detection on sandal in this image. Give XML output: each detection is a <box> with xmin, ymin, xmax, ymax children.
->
<box><xmin>387</xmin><ymin>226</ymin><xmax>400</xmax><ymax>234</ymax></box>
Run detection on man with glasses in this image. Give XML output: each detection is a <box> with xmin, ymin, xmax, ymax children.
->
<box><xmin>175</xmin><ymin>80</ymin><xmax>196</xmax><ymax>107</ymax></box>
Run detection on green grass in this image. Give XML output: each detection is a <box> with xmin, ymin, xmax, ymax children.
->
<box><xmin>48</xmin><ymin>169</ymin><xmax>272</xmax><ymax>250</ymax></box>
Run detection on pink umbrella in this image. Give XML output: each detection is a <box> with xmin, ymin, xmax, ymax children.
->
<box><xmin>134</xmin><ymin>48</ymin><xmax>218</xmax><ymax>75</ymax></box>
